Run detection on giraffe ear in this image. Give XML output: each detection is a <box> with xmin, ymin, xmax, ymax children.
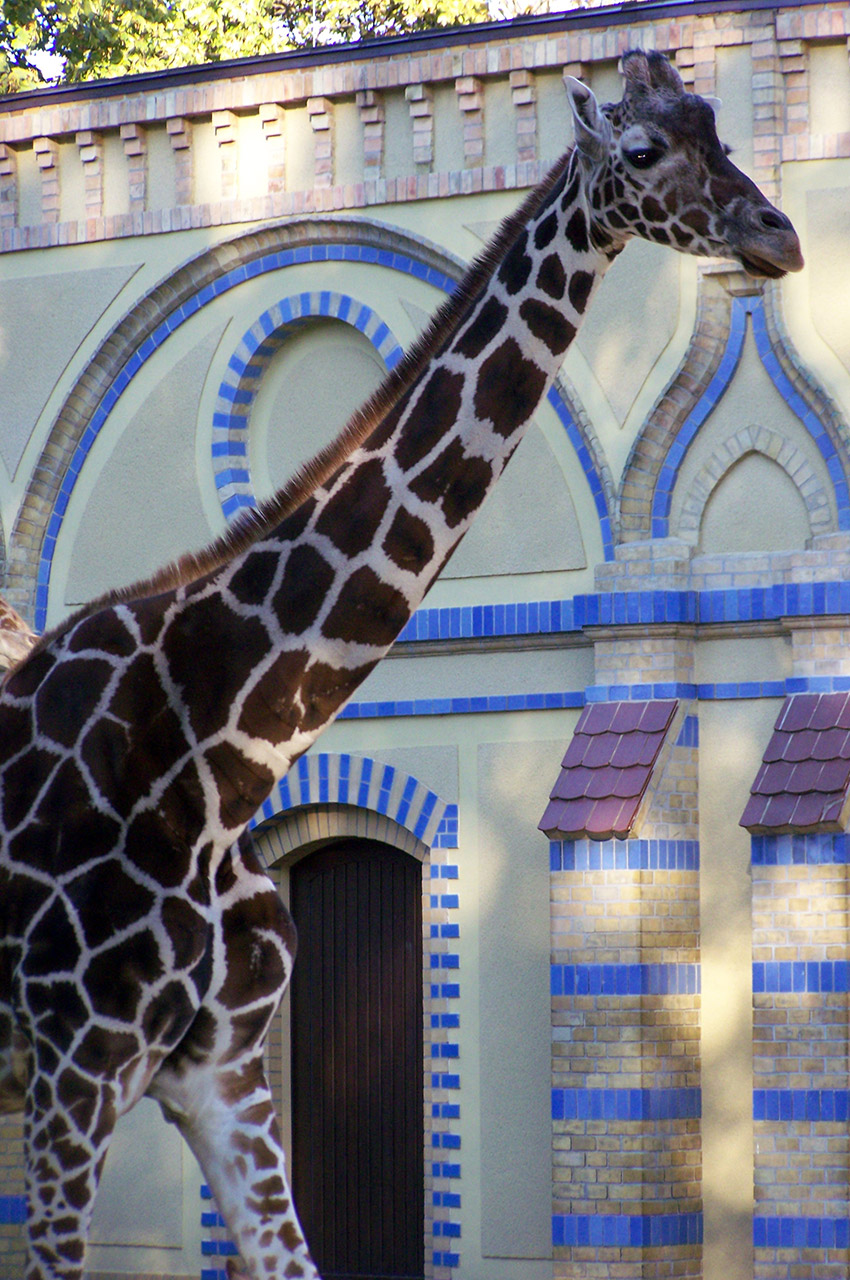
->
<box><xmin>564</xmin><ymin>76</ymin><xmax>612</xmax><ymax>165</ymax></box>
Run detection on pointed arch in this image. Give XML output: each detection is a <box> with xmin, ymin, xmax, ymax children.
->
<box><xmin>619</xmin><ymin>273</ymin><xmax>850</xmax><ymax>544</ymax></box>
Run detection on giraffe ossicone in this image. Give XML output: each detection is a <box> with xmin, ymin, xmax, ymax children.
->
<box><xmin>0</xmin><ymin>49</ymin><xmax>801</xmax><ymax>1280</ymax></box>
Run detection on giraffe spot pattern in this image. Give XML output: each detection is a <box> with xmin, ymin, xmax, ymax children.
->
<box><xmin>322</xmin><ymin>565</ymin><xmax>409</xmax><ymax>648</ymax></box>
<box><xmin>497</xmin><ymin>231</ymin><xmax>533</xmax><ymax>295</ymax></box>
<box><xmin>536</xmin><ymin>253</ymin><xmax>567</xmax><ymax>300</ymax></box>
<box><xmin>519</xmin><ymin>298</ymin><xmax>576</xmax><ymax>356</ymax></box>
<box><xmin>297</xmin><ymin>657</ymin><xmax>378</xmax><ymax>733</ymax></box>
<box><xmin>568</xmin><ymin>270</ymin><xmax>595</xmax><ymax>315</ymax></box>
<box><xmin>454</xmin><ymin>296</ymin><xmax>509</xmax><ymax>360</ymax></box>
<box><xmin>273</xmin><ymin>544</ymin><xmax>335</xmax><ymax>636</ymax></box>
<box><xmin>314</xmin><ymin>458</ymin><xmax>391</xmax><ymax>558</ymax></box>
<box><xmin>409</xmin><ymin>437</ymin><xmax>494</xmax><ymax>529</ymax></box>
<box><xmin>236</xmin><ymin>647</ymin><xmax>309</xmax><ymax>745</ymax></box>
<box><xmin>205</xmin><ymin>738</ymin><xmax>275</xmax><ymax>830</ymax></box>
<box><xmin>34</xmin><ymin>658</ymin><xmax>114</xmax><ymax>750</ymax></box>
<box><xmin>382</xmin><ymin>506</ymin><xmax>435</xmax><ymax>572</ymax></box>
<box><xmin>565</xmin><ymin>206</ymin><xmax>589</xmax><ymax>252</ymax></box>
<box><xmin>228</xmin><ymin>551</ymin><xmax>283</xmax><ymax>607</ymax></box>
<box><xmin>474</xmin><ymin>337</ymin><xmax>548</xmax><ymax>437</ymax></box>
<box><xmin>394</xmin><ymin>366</ymin><xmax>465</xmax><ymax>470</ymax></box>
<box><xmin>533</xmin><ymin>210</ymin><xmax>559</xmax><ymax>249</ymax></box>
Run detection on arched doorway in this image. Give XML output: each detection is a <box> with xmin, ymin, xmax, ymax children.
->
<box><xmin>290</xmin><ymin>838</ymin><xmax>425</xmax><ymax>1280</ymax></box>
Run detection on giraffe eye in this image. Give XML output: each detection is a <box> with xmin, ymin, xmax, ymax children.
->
<box><xmin>623</xmin><ymin>143</ymin><xmax>665</xmax><ymax>170</ymax></box>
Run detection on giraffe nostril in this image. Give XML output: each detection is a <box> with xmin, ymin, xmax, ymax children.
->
<box><xmin>758</xmin><ymin>207</ymin><xmax>792</xmax><ymax>232</ymax></box>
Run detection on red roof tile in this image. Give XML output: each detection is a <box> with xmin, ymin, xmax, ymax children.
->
<box><xmin>538</xmin><ymin>700</ymin><xmax>678</xmax><ymax>840</ymax></box>
<box><xmin>740</xmin><ymin>692</ymin><xmax>850</xmax><ymax>834</ymax></box>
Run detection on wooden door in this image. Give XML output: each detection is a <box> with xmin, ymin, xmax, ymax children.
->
<box><xmin>290</xmin><ymin>840</ymin><xmax>424</xmax><ymax>1280</ymax></box>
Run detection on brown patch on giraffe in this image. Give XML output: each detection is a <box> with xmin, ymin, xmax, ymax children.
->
<box><xmin>1</xmin><ymin>746</ymin><xmax>60</xmax><ymax>832</ymax></box>
<box><xmin>497</xmin><ymin>231</ymin><xmax>533</xmax><ymax>295</ymax></box>
<box><xmin>519</xmin><ymin>298</ymin><xmax>576</xmax><ymax>355</ymax></box>
<box><xmin>409</xmin><ymin>437</ymin><xmax>493</xmax><ymax>528</ymax></box>
<box><xmin>23</xmin><ymin>898</ymin><xmax>82</xmax><ymax>977</ymax></box>
<box><xmin>394</xmin><ymin>367</ymin><xmax>465</xmax><ymax>470</ymax></box>
<box><xmin>218</xmin><ymin>896</ymin><xmax>288</xmax><ymax>1008</ymax></box>
<box><xmin>228</xmin><ymin>550</ymin><xmax>283</xmax><ymax>606</ymax></box>
<box><xmin>34</xmin><ymin>657</ymin><xmax>114</xmax><ymax>749</ymax></box>
<box><xmin>564</xmin><ymin>207</ymin><xmax>589</xmax><ymax>253</ymax></box>
<box><xmin>536</xmin><ymin>254</ymin><xmax>566</xmax><ymax>300</ymax></box>
<box><xmin>3</xmin><ymin>645</ymin><xmax>57</xmax><ymax>698</ymax></box>
<box><xmin>237</xmin><ymin>646</ymin><xmax>309</xmax><ymax>744</ymax></box>
<box><xmin>300</xmin><ymin>656</ymin><xmax>379</xmax><ymax>732</ymax></box>
<box><xmin>272</xmin><ymin>543</ymin><xmax>336</xmax><ymax>634</ymax></box>
<box><xmin>124</xmin><ymin>811</ymin><xmax>193</xmax><ymax>889</ymax></box>
<box><xmin>382</xmin><ymin>506</ymin><xmax>435</xmax><ymax>572</ymax></box>
<box><xmin>56</xmin><ymin>1067</ymin><xmax>101</xmax><ymax>1133</ymax></box>
<box><xmin>474</xmin><ymin>338</ymin><xmax>548</xmax><ymax>436</ymax></box>
<box><xmin>162</xmin><ymin>595</ymin><xmax>271</xmax><ymax>740</ymax></box>
<box><xmin>73</xmin><ymin>860</ymin><xmax>156</xmax><ymax>950</ymax></box>
<box><xmin>454</xmin><ymin>297</ymin><xmax>508</xmax><ymax>361</ymax></box>
<box><xmin>141</xmin><ymin>978</ymin><xmax>197</xmax><ymax>1048</ymax></box>
<box><xmin>206</xmin><ymin>739</ymin><xmax>275</xmax><ymax>829</ymax></box>
<box><xmin>285</xmin><ymin>1262</ymin><xmax>306</xmax><ymax>1278</ymax></box>
<box><xmin>27</xmin><ymin>981</ymin><xmax>89</xmax><ymax>1054</ymax></box>
<box><xmin>282</xmin><ymin>1222</ymin><xmax>305</xmax><ymax>1252</ymax></box>
<box><xmin>568</xmin><ymin>270</ymin><xmax>595</xmax><ymax>315</ymax></box>
<box><xmin>159</xmin><ymin>896</ymin><xmax>209</xmax><ymax>971</ymax></box>
<box><xmin>67</xmin><ymin>608</ymin><xmax>137</xmax><ymax>658</ymax></box>
<box><xmin>315</xmin><ymin>458</ymin><xmax>391</xmax><ymax>557</ymax></box>
<box><xmin>74</xmin><ymin>1024</ymin><xmax>139</xmax><ymax>1076</ymax></box>
<box><xmin>641</xmin><ymin>194</ymin><xmax>666</xmax><ymax>224</ymax></box>
<box><xmin>322</xmin><ymin>566</ymin><xmax>410</xmax><ymax>648</ymax></box>
<box><xmin>533</xmin><ymin>210</ymin><xmax>558</xmax><ymax>250</ymax></box>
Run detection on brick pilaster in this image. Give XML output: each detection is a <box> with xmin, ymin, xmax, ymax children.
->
<box><xmin>213</xmin><ymin>110</ymin><xmax>238</xmax><ymax>202</ymax></box>
<box><xmin>510</xmin><ymin>70</ymin><xmax>537</xmax><ymax>166</ymax></box>
<box><xmin>260</xmin><ymin>103</ymin><xmax>286</xmax><ymax>194</ymax></box>
<box><xmin>356</xmin><ymin>89</ymin><xmax>385</xmax><ymax>180</ymax></box>
<box><xmin>307</xmin><ymin>96</ymin><xmax>334</xmax><ymax>188</ymax></box>
<box><xmin>455</xmin><ymin>76</ymin><xmax>484</xmax><ymax>168</ymax></box>
<box><xmin>76</xmin><ymin>129</ymin><xmax>104</xmax><ymax>221</ymax></box>
<box><xmin>33</xmin><ymin>136</ymin><xmax>59</xmax><ymax>224</ymax></box>
<box><xmin>0</xmin><ymin>143</ymin><xmax>17</xmax><ymax>231</ymax></box>
<box><xmin>119</xmin><ymin>123</ymin><xmax>147</xmax><ymax>214</ymax></box>
<box><xmin>405</xmin><ymin>84</ymin><xmax>434</xmax><ymax>167</ymax></box>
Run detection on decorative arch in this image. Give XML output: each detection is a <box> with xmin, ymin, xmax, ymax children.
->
<box><xmin>619</xmin><ymin>272</ymin><xmax>850</xmax><ymax>544</ymax></box>
<box><xmin>214</xmin><ymin>292</ymin><xmax>403</xmax><ymax>518</ymax></box>
<box><xmin>10</xmin><ymin>215</ymin><xmax>614</xmax><ymax>632</ymax></box>
<box><xmin>676</xmin><ymin>425</ymin><xmax>834</xmax><ymax>545</ymax></box>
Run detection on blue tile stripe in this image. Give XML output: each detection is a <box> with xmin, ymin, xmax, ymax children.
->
<box><xmin>252</xmin><ymin>752</ymin><xmax>456</xmax><ymax>850</ymax></box>
<box><xmin>36</xmin><ymin>242</ymin><xmax>611</xmax><ymax>629</ymax></box>
<box><xmin>754</xmin><ymin>1216</ymin><xmax>850</xmax><ymax>1249</ymax></box>
<box><xmin>0</xmin><ymin>1195</ymin><xmax>26</xmax><ymax>1224</ymax></box>
<box><xmin>554</xmin><ymin>1212</ymin><xmax>702</xmax><ymax>1248</ymax></box>
<box><xmin>752</xmin><ymin>833</ymin><xmax>850</xmax><ymax>865</ymax></box>
<box><xmin>550</xmin><ymin>838</ymin><xmax>699</xmax><ymax>872</ymax></box>
<box><xmin>551</xmin><ymin>963</ymin><xmax>700</xmax><ymax>997</ymax></box>
<box><xmin>753</xmin><ymin>961</ymin><xmax>849</xmax><ymax>993</ymax></box>
<box><xmin>338</xmin><ymin>689</ymin><xmax>584</xmax><ymax>719</ymax></box>
<box><xmin>754</xmin><ymin>1089</ymin><xmax>850</xmax><ymax>1122</ymax></box>
<box><xmin>553</xmin><ymin>1087</ymin><xmax>701</xmax><ymax>1121</ymax></box>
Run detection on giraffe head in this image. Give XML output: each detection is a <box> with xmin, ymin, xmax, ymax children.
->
<box><xmin>565</xmin><ymin>49</ymin><xmax>803</xmax><ymax>278</ymax></box>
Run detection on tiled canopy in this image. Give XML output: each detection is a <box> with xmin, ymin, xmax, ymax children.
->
<box><xmin>740</xmin><ymin>691</ymin><xmax>850</xmax><ymax>834</ymax></box>
<box><xmin>539</xmin><ymin>700</ymin><xmax>678</xmax><ymax>840</ymax></box>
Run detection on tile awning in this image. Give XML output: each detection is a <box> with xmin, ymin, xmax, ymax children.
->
<box><xmin>539</xmin><ymin>700</ymin><xmax>679</xmax><ymax>841</ymax></box>
<box><xmin>740</xmin><ymin>691</ymin><xmax>850</xmax><ymax>834</ymax></box>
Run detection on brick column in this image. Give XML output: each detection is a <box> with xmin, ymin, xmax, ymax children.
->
<box><xmin>213</xmin><ymin>110</ymin><xmax>238</xmax><ymax>203</ymax></box>
<box><xmin>260</xmin><ymin>103</ymin><xmax>286</xmax><ymax>195</ymax></box>
<box><xmin>33</xmin><ymin>136</ymin><xmax>59</xmax><ymax>224</ymax></box>
<box><xmin>76</xmin><ymin>130</ymin><xmax>104</xmax><ymax>221</ymax></box>
<box><xmin>510</xmin><ymin>70</ymin><xmax>537</xmax><ymax>166</ymax></box>
<box><xmin>455</xmin><ymin>77</ymin><xmax>484</xmax><ymax>168</ymax></box>
<box><xmin>307</xmin><ymin>97</ymin><xmax>334</xmax><ymax>188</ymax></box>
<box><xmin>405</xmin><ymin>84</ymin><xmax>434</xmax><ymax>167</ymax></box>
<box><xmin>0</xmin><ymin>143</ymin><xmax>17</xmax><ymax>231</ymax></box>
<box><xmin>120</xmin><ymin>123</ymin><xmax>147</xmax><ymax>214</ymax></box>
<box><xmin>356</xmin><ymin>90</ymin><xmax>384</xmax><ymax>181</ymax></box>
<box><xmin>167</xmin><ymin>117</ymin><xmax>193</xmax><ymax>206</ymax></box>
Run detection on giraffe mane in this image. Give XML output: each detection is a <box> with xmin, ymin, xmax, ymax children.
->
<box><xmin>25</xmin><ymin>150</ymin><xmax>574</xmax><ymax>661</ymax></box>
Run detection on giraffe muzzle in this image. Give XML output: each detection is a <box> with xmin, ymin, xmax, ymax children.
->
<box><xmin>734</xmin><ymin>204</ymin><xmax>804</xmax><ymax>279</ymax></box>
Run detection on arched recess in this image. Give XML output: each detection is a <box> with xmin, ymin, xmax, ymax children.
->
<box><xmin>250</xmin><ymin>753</ymin><xmax>462</xmax><ymax>1277</ymax></box>
<box><xmin>619</xmin><ymin>271</ymin><xmax>850</xmax><ymax>544</ymax></box>
<box><xmin>676</xmin><ymin>426</ymin><xmax>833</xmax><ymax>548</ymax></box>
<box><xmin>10</xmin><ymin>214</ymin><xmax>614</xmax><ymax>631</ymax></box>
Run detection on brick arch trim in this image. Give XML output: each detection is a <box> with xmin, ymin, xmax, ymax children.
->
<box><xmin>9</xmin><ymin>214</ymin><xmax>613</xmax><ymax>631</ymax></box>
<box><xmin>250</xmin><ymin>751</ymin><xmax>457</xmax><ymax>852</ymax></box>
<box><xmin>619</xmin><ymin>276</ymin><xmax>850</xmax><ymax>544</ymax></box>
<box><xmin>676</xmin><ymin>426</ymin><xmax>834</xmax><ymax>544</ymax></box>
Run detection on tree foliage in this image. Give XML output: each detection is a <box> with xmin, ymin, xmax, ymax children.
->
<box><xmin>0</xmin><ymin>0</ymin><xmax>489</xmax><ymax>91</ymax></box>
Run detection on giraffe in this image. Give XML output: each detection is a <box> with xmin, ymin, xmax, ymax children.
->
<box><xmin>0</xmin><ymin>50</ymin><xmax>802</xmax><ymax>1280</ymax></box>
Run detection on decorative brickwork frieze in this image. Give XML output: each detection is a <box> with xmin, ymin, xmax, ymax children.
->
<box><xmin>212</xmin><ymin>109</ymin><xmax>238</xmax><ymax>202</ymax></box>
<box><xmin>307</xmin><ymin>96</ymin><xmax>334</xmax><ymax>188</ymax></box>
<box><xmin>405</xmin><ymin>84</ymin><xmax>435</xmax><ymax>167</ymax></box>
<box><xmin>119</xmin><ymin>123</ymin><xmax>147</xmax><ymax>214</ymax></box>
<box><xmin>76</xmin><ymin>129</ymin><xmax>104</xmax><ymax>222</ymax></box>
<box><xmin>356</xmin><ymin>89</ymin><xmax>385</xmax><ymax>180</ymax></box>
<box><xmin>778</xmin><ymin>7</ymin><xmax>850</xmax><ymax>162</ymax></box>
<box><xmin>0</xmin><ymin>143</ymin><xmax>17</xmax><ymax>231</ymax></box>
<box><xmin>32</xmin><ymin>136</ymin><xmax>59</xmax><ymax>224</ymax></box>
<box><xmin>455</xmin><ymin>76</ymin><xmax>483</xmax><ymax>168</ymax></box>
<box><xmin>166</xmin><ymin>116</ymin><xmax>193</xmax><ymax>206</ymax></box>
<box><xmin>259</xmin><ymin>103</ymin><xmax>286</xmax><ymax>195</ymax></box>
<box><xmin>508</xmin><ymin>70</ymin><xmax>536</xmax><ymax>165</ymax></box>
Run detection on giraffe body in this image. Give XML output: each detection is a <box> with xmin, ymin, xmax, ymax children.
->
<box><xmin>0</xmin><ymin>52</ymin><xmax>802</xmax><ymax>1280</ymax></box>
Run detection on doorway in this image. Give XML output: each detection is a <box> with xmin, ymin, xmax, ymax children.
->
<box><xmin>290</xmin><ymin>839</ymin><xmax>425</xmax><ymax>1280</ymax></box>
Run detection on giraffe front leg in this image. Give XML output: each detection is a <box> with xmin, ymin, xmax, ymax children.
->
<box><xmin>152</xmin><ymin>1055</ymin><xmax>319</xmax><ymax>1280</ymax></box>
<box><xmin>24</xmin><ymin>1067</ymin><xmax>118</xmax><ymax>1280</ymax></box>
